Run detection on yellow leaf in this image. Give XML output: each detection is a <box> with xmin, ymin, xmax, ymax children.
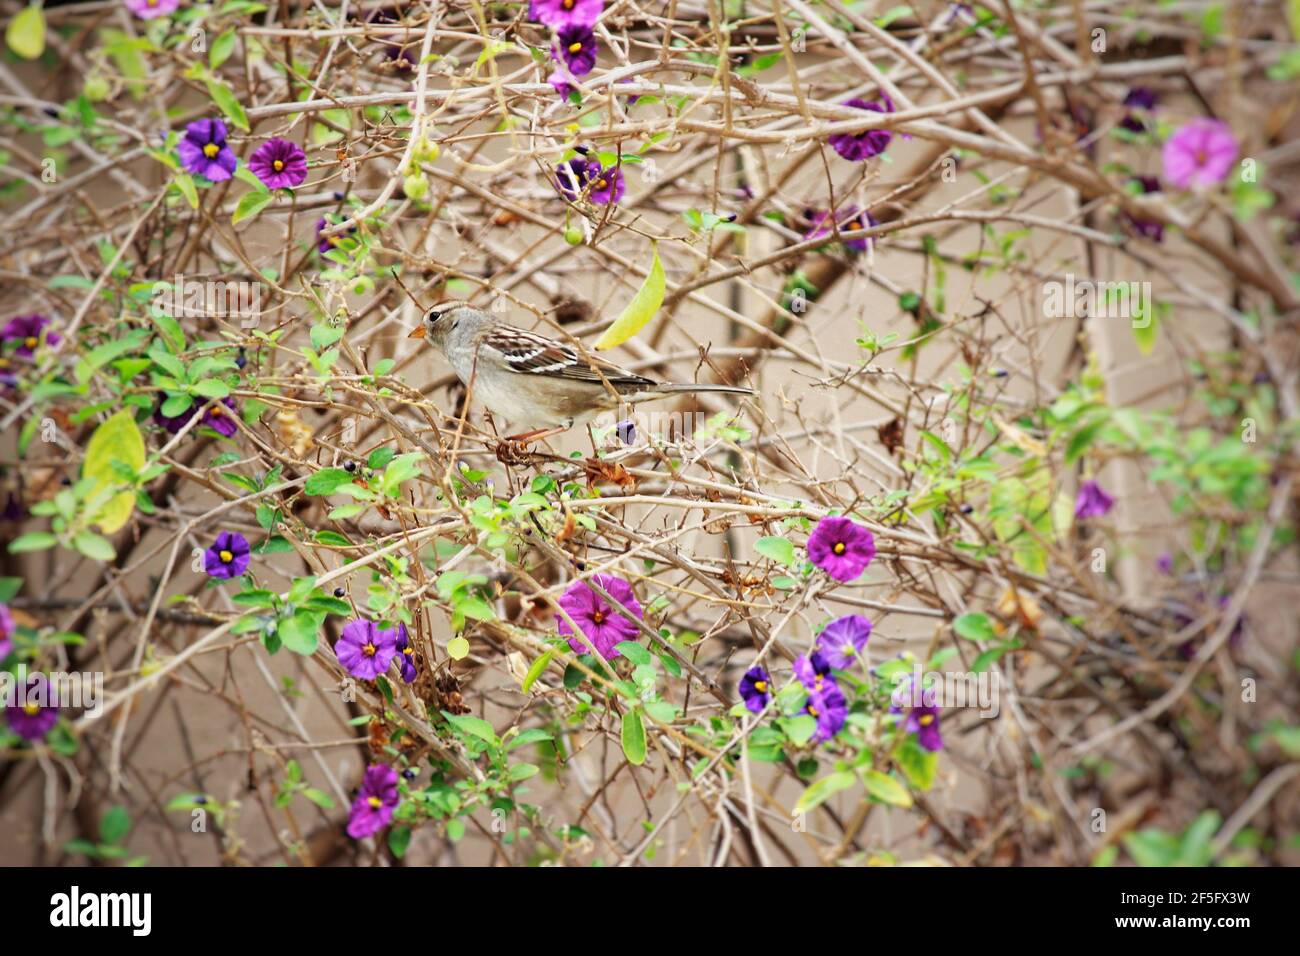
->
<box><xmin>6</xmin><ymin>5</ymin><xmax>45</xmax><ymax>61</ymax></box>
<box><xmin>447</xmin><ymin>636</ymin><xmax>470</xmax><ymax>660</ymax></box>
<box><xmin>593</xmin><ymin>243</ymin><xmax>665</xmax><ymax>350</ymax></box>
<box><xmin>82</xmin><ymin>410</ymin><xmax>145</xmax><ymax>535</ymax></box>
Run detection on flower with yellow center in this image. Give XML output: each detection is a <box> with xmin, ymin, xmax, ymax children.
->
<box><xmin>219</xmin><ymin>549</ymin><xmax>233</xmax><ymax>563</ymax></box>
<box><xmin>569</xmin><ymin>42</ymin><xmax>584</xmax><ymax>53</ymax></box>
<box><xmin>203</xmin><ymin>143</ymin><xmax>219</xmax><ymax>158</ymax></box>
<box><xmin>23</xmin><ymin>702</ymin><xmax>41</xmax><ymax>716</ymax></box>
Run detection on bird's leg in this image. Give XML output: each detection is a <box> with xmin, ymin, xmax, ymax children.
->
<box><xmin>501</xmin><ymin>419</ymin><xmax>573</xmax><ymax>445</ymax></box>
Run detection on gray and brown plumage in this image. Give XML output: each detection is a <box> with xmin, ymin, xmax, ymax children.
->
<box><xmin>409</xmin><ymin>301</ymin><xmax>753</xmax><ymax>435</ymax></box>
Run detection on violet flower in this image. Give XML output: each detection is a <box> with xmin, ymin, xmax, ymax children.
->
<box><xmin>124</xmin><ymin>0</ymin><xmax>180</xmax><ymax>19</ymax></box>
<box><xmin>204</xmin><ymin>530</ymin><xmax>251</xmax><ymax>579</ymax></box>
<box><xmin>2</xmin><ymin>314</ymin><xmax>61</xmax><ymax>359</ymax></box>
<box><xmin>393</xmin><ymin>623</ymin><xmax>417</xmax><ymax>683</ymax></box>
<box><xmin>530</xmin><ymin>0</ymin><xmax>602</xmax><ymax>29</ymax></box>
<box><xmin>1162</xmin><ymin>119</ymin><xmax>1238</xmax><ymax>190</ymax></box>
<box><xmin>554</xmin><ymin>25</ymin><xmax>597</xmax><ymax>76</ymax></box>
<box><xmin>200</xmin><ymin>397</ymin><xmax>239</xmax><ymax>437</ymax></box>
<box><xmin>805</xmin><ymin>206</ymin><xmax>877</xmax><ymax>252</ymax></box>
<box><xmin>0</xmin><ymin>602</ymin><xmax>13</xmax><ymax>661</ymax></box>
<box><xmin>815</xmin><ymin>614</ymin><xmax>872</xmax><ymax>670</ymax></box>
<box><xmin>335</xmin><ymin>619</ymin><xmax>398</xmax><ymax>681</ymax></box>
<box><xmin>248</xmin><ymin>138</ymin><xmax>308</xmax><ymax>190</ymax></box>
<box><xmin>828</xmin><ymin>96</ymin><xmax>895</xmax><ymax>161</ymax></box>
<box><xmin>1074</xmin><ymin>479</ymin><xmax>1114</xmax><ymax>519</ymax></box>
<box><xmin>346</xmin><ymin>764</ymin><xmax>400</xmax><ymax>838</ymax></box>
<box><xmin>738</xmin><ymin>665</ymin><xmax>771</xmax><ymax>714</ymax></box>
<box><xmin>177</xmin><ymin>119</ymin><xmax>237</xmax><ymax>182</ymax></box>
<box><xmin>5</xmin><ymin>673</ymin><xmax>60</xmax><ymax>741</ymax></box>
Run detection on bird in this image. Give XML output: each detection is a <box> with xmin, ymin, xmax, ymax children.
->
<box><xmin>408</xmin><ymin>301</ymin><xmax>753</xmax><ymax>442</ymax></box>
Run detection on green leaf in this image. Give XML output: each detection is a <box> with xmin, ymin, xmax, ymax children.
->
<box><xmin>1132</xmin><ymin>309</ymin><xmax>1159</xmax><ymax>356</ymax></box>
<box><xmin>895</xmin><ymin>738</ymin><xmax>938</xmax><ymax>791</ymax></box>
<box><xmin>953</xmin><ymin>612</ymin><xmax>996</xmax><ymax>642</ymax></box>
<box><xmin>99</xmin><ymin>805</ymin><xmax>131</xmax><ymax>844</ymax></box>
<box><xmin>521</xmin><ymin>650</ymin><xmax>554</xmax><ymax>692</ymax></box>
<box><xmin>794</xmin><ymin>770</ymin><xmax>855</xmax><ymax>814</ymax></box>
<box><xmin>232</xmin><ymin>190</ymin><xmax>273</xmax><ymax>226</ymax></box>
<box><xmin>593</xmin><ymin>243</ymin><xmax>665</xmax><ymax>350</ymax></box>
<box><xmin>72</xmin><ymin>532</ymin><xmax>116</xmax><ymax>562</ymax></box>
<box><xmin>82</xmin><ymin>410</ymin><xmax>145</xmax><ymax>534</ymax></box>
<box><xmin>754</xmin><ymin>535</ymin><xmax>796</xmax><ymax>567</ymax></box>
<box><xmin>613</xmin><ymin>641</ymin><xmax>652</xmax><ymax>666</ymax></box>
<box><xmin>209</xmin><ymin>28</ymin><xmax>237</xmax><ymax>69</ymax></box>
<box><xmin>388</xmin><ymin>825</ymin><xmax>411</xmax><ymax>858</ymax></box>
<box><xmin>192</xmin><ymin>379</ymin><xmax>231</xmax><ymax>399</ymax></box>
<box><xmin>0</xmin><ymin>577</ymin><xmax>22</xmax><ymax>602</ymax></box>
<box><xmin>206</xmin><ymin>78</ymin><xmax>249</xmax><ymax>131</ymax></box>
<box><xmin>860</xmin><ymin>769</ymin><xmax>913</xmax><ymax>808</ymax></box>
<box><xmin>8</xmin><ymin>532</ymin><xmax>58</xmax><ymax>553</ymax></box>
<box><xmin>173</xmin><ymin>172</ymin><xmax>199</xmax><ymax>209</ymax></box>
<box><xmin>443</xmin><ymin>712</ymin><xmax>498</xmax><ymax>747</ymax></box>
<box><xmin>620</xmin><ymin>708</ymin><xmax>647</xmax><ymax>765</ymax></box>
<box><xmin>6</xmin><ymin>5</ymin><xmax>45</xmax><ymax>60</ymax></box>
<box><xmin>304</xmin><ymin>468</ymin><xmax>353</xmax><ymax>496</ymax></box>
<box><xmin>277</xmin><ymin>613</ymin><xmax>321</xmax><ymax>655</ymax></box>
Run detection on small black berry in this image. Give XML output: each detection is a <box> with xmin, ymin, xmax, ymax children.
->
<box><xmin>333</xmin><ymin>587</ymin><xmax>346</xmax><ymax>598</ymax></box>
<box><xmin>344</xmin><ymin>460</ymin><xmax>357</xmax><ymax>472</ymax></box>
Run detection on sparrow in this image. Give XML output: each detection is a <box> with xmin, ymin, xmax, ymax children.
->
<box><xmin>408</xmin><ymin>301</ymin><xmax>753</xmax><ymax>440</ymax></box>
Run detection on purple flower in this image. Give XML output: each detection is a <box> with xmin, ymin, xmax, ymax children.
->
<box><xmin>554</xmin><ymin>26</ymin><xmax>598</xmax><ymax>76</ymax></box>
<box><xmin>347</xmin><ymin>764</ymin><xmax>400</xmax><ymax>839</ymax></box>
<box><xmin>807</xmin><ymin>515</ymin><xmax>876</xmax><ymax>582</ymax></box>
<box><xmin>815</xmin><ymin>614</ymin><xmax>871</xmax><ymax>670</ymax></box>
<box><xmin>124</xmin><ymin>0</ymin><xmax>180</xmax><ymax>18</ymax></box>
<box><xmin>5</xmin><ymin>673</ymin><xmax>60</xmax><ymax>741</ymax></box>
<box><xmin>891</xmin><ymin>677</ymin><xmax>943</xmax><ymax>750</ymax></box>
<box><xmin>1156</xmin><ymin>552</ymin><xmax>1173</xmax><ymax>575</ymax></box>
<box><xmin>805</xmin><ymin>681</ymin><xmax>848</xmax><ymax>743</ymax></box>
<box><xmin>315</xmin><ymin>217</ymin><xmax>356</xmax><ymax>254</ymax></box>
<box><xmin>805</xmin><ymin>206</ymin><xmax>877</xmax><ymax>252</ymax></box>
<box><xmin>738</xmin><ymin>665</ymin><xmax>771</xmax><ymax>714</ymax></box>
<box><xmin>614</xmin><ymin>419</ymin><xmax>637</xmax><ymax>445</ymax></box>
<box><xmin>548</xmin><ymin>70</ymin><xmax>575</xmax><ymax>97</ymax></box>
<box><xmin>1074</xmin><ymin>479</ymin><xmax>1114</xmax><ymax>519</ymax></box>
<box><xmin>2</xmin><ymin>314</ymin><xmax>61</xmax><ymax>358</ymax></box>
<box><xmin>554</xmin><ymin>157</ymin><xmax>596</xmax><ymax>198</ymax></box>
<box><xmin>530</xmin><ymin>0</ymin><xmax>602</xmax><ymax>29</ymax></box>
<box><xmin>177</xmin><ymin>119</ymin><xmax>238</xmax><ymax>182</ymax></box>
<box><xmin>1124</xmin><ymin>176</ymin><xmax>1164</xmax><ymax>242</ymax></box>
<box><xmin>1</xmin><ymin>492</ymin><xmax>23</xmax><ymax>523</ymax></box>
<box><xmin>204</xmin><ymin>530</ymin><xmax>250</xmax><ymax>579</ymax></box>
<box><xmin>248</xmin><ymin>138</ymin><xmax>308</xmax><ymax>190</ymax></box>
<box><xmin>588</xmin><ymin>165</ymin><xmax>625</xmax><ymax>205</ymax></box>
<box><xmin>1123</xmin><ymin>87</ymin><xmax>1158</xmax><ymax>111</ymax></box>
<box><xmin>392</xmin><ymin>623</ymin><xmax>417</xmax><ymax>683</ymax></box>
<box><xmin>1162</xmin><ymin>119</ymin><xmax>1238</xmax><ymax>190</ymax></box>
<box><xmin>201</xmin><ymin>397</ymin><xmax>239</xmax><ymax>437</ymax></box>
<box><xmin>556</xmin><ymin>574</ymin><xmax>642</xmax><ymax>659</ymax></box>
<box><xmin>0</xmin><ymin>603</ymin><xmax>13</xmax><ymax>661</ymax></box>
<box><xmin>335</xmin><ymin>619</ymin><xmax>399</xmax><ymax>680</ymax></box>
<box><xmin>828</xmin><ymin>96</ymin><xmax>895</xmax><ymax>161</ymax></box>
<box><xmin>794</xmin><ymin>651</ymin><xmax>834</xmax><ymax>694</ymax></box>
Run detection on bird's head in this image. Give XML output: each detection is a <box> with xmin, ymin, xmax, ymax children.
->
<box><xmin>408</xmin><ymin>299</ymin><xmax>479</xmax><ymax>350</ymax></box>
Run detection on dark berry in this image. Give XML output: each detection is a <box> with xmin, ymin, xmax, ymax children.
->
<box><xmin>402</xmin><ymin>768</ymin><xmax>418</xmax><ymax>780</ymax></box>
<box><xmin>235</xmin><ymin>348</ymin><xmax>247</xmax><ymax>370</ymax></box>
<box><xmin>344</xmin><ymin>460</ymin><xmax>357</xmax><ymax>472</ymax></box>
<box><xmin>333</xmin><ymin>587</ymin><xmax>346</xmax><ymax>598</ymax></box>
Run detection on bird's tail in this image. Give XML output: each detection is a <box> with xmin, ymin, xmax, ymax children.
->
<box><xmin>655</xmin><ymin>383</ymin><xmax>754</xmax><ymax>397</ymax></box>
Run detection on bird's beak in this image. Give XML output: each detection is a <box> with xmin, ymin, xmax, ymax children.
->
<box><xmin>407</xmin><ymin>326</ymin><xmax>426</xmax><ymax>339</ymax></box>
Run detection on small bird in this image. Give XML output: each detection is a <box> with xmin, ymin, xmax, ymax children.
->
<box><xmin>408</xmin><ymin>301</ymin><xmax>753</xmax><ymax>441</ymax></box>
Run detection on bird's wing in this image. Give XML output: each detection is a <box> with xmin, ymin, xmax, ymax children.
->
<box><xmin>479</xmin><ymin>325</ymin><xmax>658</xmax><ymax>390</ymax></box>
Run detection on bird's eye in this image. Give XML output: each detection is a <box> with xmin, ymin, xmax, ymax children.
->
<box><xmin>427</xmin><ymin>309</ymin><xmax>446</xmax><ymax>325</ymax></box>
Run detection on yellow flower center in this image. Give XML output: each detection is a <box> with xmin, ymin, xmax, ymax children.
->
<box><xmin>327</xmin><ymin>235</ymin><xmax>339</xmax><ymax>245</ymax></box>
<box><xmin>22</xmin><ymin>702</ymin><xmax>41</xmax><ymax>716</ymax></box>
<box><xmin>273</xmin><ymin>159</ymin><xmax>284</xmax><ymax>171</ymax></box>
<box><xmin>591</xmin><ymin>610</ymin><xmax>605</xmax><ymax>625</ymax></box>
<box><xmin>842</xmin><ymin>643</ymin><xmax>855</xmax><ymax>658</ymax></box>
<box><xmin>753</xmin><ymin>680</ymin><xmax>767</xmax><ymax>693</ymax></box>
<box><xmin>219</xmin><ymin>549</ymin><xmax>233</xmax><ymax>563</ymax></box>
<box><xmin>147</xmin><ymin>0</ymin><xmax>158</xmax><ymax>6</ymax></box>
<box><xmin>562</xmin><ymin>0</ymin><xmax>574</xmax><ymax>8</ymax></box>
<box><xmin>362</xmin><ymin>642</ymin><xmax>376</xmax><ymax>657</ymax></box>
<box><xmin>209</xmin><ymin>404</ymin><xmax>222</xmax><ymax>416</ymax></box>
<box><xmin>403</xmin><ymin>646</ymin><xmax>414</xmax><ymax>657</ymax></box>
<box><xmin>596</xmin><ymin>178</ymin><xmax>607</xmax><ymax>189</ymax></box>
<box><xmin>568</xmin><ymin>42</ymin><xmax>584</xmax><ymax>53</ymax></box>
<box><xmin>919</xmin><ymin>714</ymin><xmax>934</xmax><ymax>725</ymax></box>
<box><xmin>807</xmin><ymin>703</ymin><xmax>819</xmax><ymax>717</ymax></box>
<box><xmin>23</xmin><ymin>336</ymin><xmax>37</xmax><ymax>349</ymax></box>
<box><xmin>833</xmin><ymin>541</ymin><xmax>846</xmax><ymax>555</ymax></box>
<box><xmin>367</xmin><ymin>795</ymin><xmax>382</xmax><ymax>808</ymax></box>
<box><xmin>203</xmin><ymin>143</ymin><xmax>219</xmax><ymax>158</ymax></box>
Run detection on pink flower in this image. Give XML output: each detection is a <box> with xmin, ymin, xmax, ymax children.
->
<box><xmin>346</xmin><ymin>764</ymin><xmax>400</xmax><ymax>839</ymax></box>
<box><xmin>806</xmin><ymin>516</ymin><xmax>876</xmax><ymax>582</ymax></box>
<box><xmin>1162</xmin><ymin>119</ymin><xmax>1238</xmax><ymax>190</ymax></box>
<box><xmin>248</xmin><ymin>138</ymin><xmax>308</xmax><ymax>190</ymax></box>
<box><xmin>124</xmin><ymin>0</ymin><xmax>180</xmax><ymax>19</ymax></box>
<box><xmin>556</xmin><ymin>574</ymin><xmax>642</xmax><ymax>659</ymax></box>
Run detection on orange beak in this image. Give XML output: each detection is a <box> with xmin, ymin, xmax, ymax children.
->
<box><xmin>407</xmin><ymin>326</ymin><xmax>426</xmax><ymax>339</ymax></box>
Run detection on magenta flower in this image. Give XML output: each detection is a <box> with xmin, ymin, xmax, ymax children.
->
<box><xmin>548</xmin><ymin>70</ymin><xmax>575</xmax><ymax>97</ymax></box>
<box><xmin>1162</xmin><ymin>119</ymin><xmax>1237</xmax><ymax>190</ymax></box>
<box><xmin>2</xmin><ymin>314</ymin><xmax>61</xmax><ymax>358</ymax></box>
<box><xmin>204</xmin><ymin>531</ymin><xmax>250</xmax><ymax>579</ymax></box>
<box><xmin>5</xmin><ymin>673</ymin><xmax>60</xmax><ymax>741</ymax></box>
<box><xmin>200</xmin><ymin>397</ymin><xmax>239</xmax><ymax>437</ymax></box>
<box><xmin>177</xmin><ymin>118</ymin><xmax>237</xmax><ymax>182</ymax></box>
<box><xmin>1074</xmin><ymin>479</ymin><xmax>1114</xmax><ymax>519</ymax></box>
<box><xmin>124</xmin><ymin>0</ymin><xmax>180</xmax><ymax>19</ymax></box>
<box><xmin>815</xmin><ymin>614</ymin><xmax>871</xmax><ymax>670</ymax></box>
<box><xmin>805</xmin><ymin>206</ymin><xmax>877</xmax><ymax>252</ymax></box>
<box><xmin>530</xmin><ymin>0</ymin><xmax>602</xmax><ymax>29</ymax></box>
<box><xmin>248</xmin><ymin>138</ymin><xmax>308</xmax><ymax>190</ymax></box>
<box><xmin>554</xmin><ymin>26</ymin><xmax>598</xmax><ymax>76</ymax></box>
<box><xmin>392</xmin><ymin>623</ymin><xmax>417</xmax><ymax>683</ymax></box>
<box><xmin>807</xmin><ymin>515</ymin><xmax>876</xmax><ymax>582</ymax></box>
<box><xmin>0</xmin><ymin>603</ymin><xmax>14</xmax><ymax>661</ymax></box>
<box><xmin>335</xmin><ymin>619</ymin><xmax>398</xmax><ymax>680</ymax></box>
<box><xmin>738</xmin><ymin>665</ymin><xmax>771</xmax><ymax>714</ymax></box>
<box><xmin>828</xmin><ymin>96</ymin><xmax>895</xmax><ymax>161</ymax></box>
<box><xmin>347</xmin><ymin>764</ymin><xmax>400</xmax><ymax>839</ymax></box>
<box><xmin>556</xmin><ymin>573</ymin><xmax>642</xmax><ymax>659</ymax></box>
<box><xmin>153</xmin><ymin>396</ymin><xmax>195</xmax><ymax>434</ymax></box>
